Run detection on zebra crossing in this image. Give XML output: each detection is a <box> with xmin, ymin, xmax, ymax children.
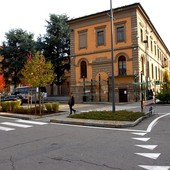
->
<box><xmin>0</xmin><ymin>119</ymin><xmax>48</xmax><ymax>132</ymax></box>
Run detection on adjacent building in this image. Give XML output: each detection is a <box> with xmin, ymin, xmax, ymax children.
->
<box><xmin>67</xmin><ymin>3</ymin><xmax>170</xmax><ymax>103</ymax></box>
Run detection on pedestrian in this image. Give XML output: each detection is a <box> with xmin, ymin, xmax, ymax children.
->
<box><xmin>68</xmin><ymin>92</ymin><xmax>76</xmax><ymax>115</ymax></box>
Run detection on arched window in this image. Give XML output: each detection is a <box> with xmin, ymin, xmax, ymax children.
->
<box><xmin>80</xmin><ymin>61</ymin><xmax>87</xmax><ymax>78</ymax></box>
<box><xmin>118</xmin><ymin>56</ymin><xmax>126</xmax><ymax>75</ymax></box>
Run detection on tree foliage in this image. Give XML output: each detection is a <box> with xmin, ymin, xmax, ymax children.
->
<box><xmin>21</xmin><ymin>52</ymin><xmax>54</xmax><ymax>87</ymax></box>
<box><xmin>36</xmin><ymin>14</ymin><xmax>70</xmax><ymax>93</ymax></box>
<box><xmin>0</xmin><ymin>29</ymin><xmax>35</xmax><ymax>87</ymax></box>
<box><xmin>156</xmin><ymin>70</ymin><xmax>170</xmax><ymax>103</ymax></box>
<box><xmin>0</xmin><ymin>74</ymin><xmax>5</xmax><ymax>92</ymax></box>
<box><xmin>162</xmin><ymin>70</ymin><xmax>170</xmax><ymax>92</ymax></box>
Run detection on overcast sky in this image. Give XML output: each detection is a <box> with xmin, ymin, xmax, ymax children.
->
<box><xmin>0</xmin><ymin>0</ymin><xmax>169</xmax><ymax>49</ymax></box>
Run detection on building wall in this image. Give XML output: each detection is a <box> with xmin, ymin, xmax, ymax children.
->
<box><xmin>68</xmin><ymin>3</ymin><xmax>170</xmax><ymax>103</ymax></box>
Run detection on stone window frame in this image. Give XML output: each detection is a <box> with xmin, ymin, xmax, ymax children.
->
<box><xmin>115</xmin><ymin>21</ymin><xmax>126</xmax><ymax>43</ymax></box>
<box><xmin>78</xmin><ymin>29</ymin><xmax>88</xmax><ymax>49</ymax></box>
<box><xmin>95</xmin><ymin>25</ymin><xmax>106</xmax><ymax>47</ymax></box>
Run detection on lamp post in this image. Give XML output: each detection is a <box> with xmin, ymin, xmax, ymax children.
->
<box><xmin>110</xmin><ymin>0</ymin><xmax>115</xmax><ymax>112</ymax></box>
<box><xmin>141</xmin><ymin>71</ymin><xmax>144</xmax><ymax>112</ymax></box>
<box><xmin>83</xmin><ymin>76</ymin><xmax>86</xmax><ymax>102</ymax></box>
<box><xmin>91</xmin><ymin>79</ymin><xmax>94</xmax><ymax>102</ymax></box>
<box><xmin>134</xmin><ymin>71</ymin><xmax>138</xmax><ymax>102</ymax></box>
<box><xmin>143</xmin><ymin>39</ymin><xmax>148</xmax><ymax>100</ymax></box>
<box><xmin>99</xmin><ymin>74</ymin><xmax>101</xmax><ymax>102</ymax></box>
<box><xmin>107</xmin><ymin>77</ymin><xmax>110</xmax><ymax>102</ymax></box>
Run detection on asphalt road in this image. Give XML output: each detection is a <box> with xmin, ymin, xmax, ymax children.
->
<box><xmin>0</xmin><ymin>103</ymin><xmax>170</xmax><ymax>170</ymax></box>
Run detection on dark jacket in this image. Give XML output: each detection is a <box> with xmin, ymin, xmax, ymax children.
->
<box><xmin>68</xmin><ymin>96</ymin><xmax>74</xmax><ymax>106</ymax></box>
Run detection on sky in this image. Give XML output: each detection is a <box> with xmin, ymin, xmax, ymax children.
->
<box><xmin>0</xmin><ymin>0</ymin><xmax>169</xmax><ymax>49</ymax></box>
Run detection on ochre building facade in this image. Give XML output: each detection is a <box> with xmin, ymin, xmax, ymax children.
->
<box><xmin>67</xmin><ymin>3</ymin><xmax>170</xmax><ymax>103</ymax></box>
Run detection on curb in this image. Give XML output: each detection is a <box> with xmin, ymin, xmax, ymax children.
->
<box><xmin>50</xmin><ymin>114</ymin><xmax>149</xmax><ymax>128</ymax></box>
<box><xmin>0</xmin><ymin>110</ymin><xmax>153</xmax><ymax>129</ymax></box>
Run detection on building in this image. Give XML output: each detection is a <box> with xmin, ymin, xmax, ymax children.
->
<box><xmin>67</xmin><ymin>3</ymin><xmax>170</xmax><ymax>103</ymax></box>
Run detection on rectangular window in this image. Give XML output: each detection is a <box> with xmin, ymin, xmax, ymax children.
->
<box><xmin>118</xmin><ymin>62</ymin><xmax>126</xmax><ymax>75</ymax></box>
<box><xmin>117</xmin><ymin>26</ymin><xmax>125</xmax><ymax>42</ymax></box>
<box><xmin>154</xmin><ymin>45</ymin><xmax>157</xmax><ymax>56</ymax></box>
<box><xmin>152</xmin><ymin>64</ymin><xmax>154</xmax><ymax>79</ymax></box>
<box><xmin>97</xmin><ymin>30</ymin><xmax>104</xmax><ymax>45</ymax></box>
<box><xmin>155</xmin><ymin>66</ymin><xmax>157</xmax><ymax>80</ymax></box>
<box><xmin>78</xmin><ymin>30</ymin><xmax>87</xmax><ymax>49</ymax></box>
<box><xmin>157</xmin><ymin>49</ymin><xmax>159</xmax><ymax>58</ymax></box>
<box><xmin>146</xmin><ymin>35</ymin><xmax>149</xmax><ymax>48</ymax></box>
<box><xmin>95</xmin><ymin>26</ymin><xmax>106</xmax><ymax>46</ymax></box>
<box><xmin>140</xmin><ymin>29</ymin><xmax>143</xmax><ymax>42</ymax></box>
<box><xmin>150</xmin><ymin>40</ymin><xmax>153</xmax><ymax>52</ymax></box>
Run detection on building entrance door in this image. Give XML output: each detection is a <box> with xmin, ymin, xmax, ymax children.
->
<box><xmin>119</xmin><ymin>88</ymin><xmax>128</xmax><ymax>102</ymax></box>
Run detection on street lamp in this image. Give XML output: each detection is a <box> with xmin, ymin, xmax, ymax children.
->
<box><xmin>110</xmin><ymin>0</ymin><xmax>115</xmax><ymax>112</ymax></box>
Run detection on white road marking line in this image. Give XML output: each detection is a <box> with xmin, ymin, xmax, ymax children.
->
<box><xmin>135</xmin><ymin>145</ymin><xmax>157</xmax><ymax>150</ymax></box>
<box><xmin>132</xmin><ymin>138</ymin><xmax>150</xmax><ymax>142</ymax></box>
<box><xmin>0</xmin><ymin>126</ymin><xmax>15</xmax><ymax>131</ymax></box>
<box><xmin>147</xmin><ymin>113</ymin><xmax>170</xmax><ymax>132</ymax></box>
<box><xmin>132</xmin><ymin>132</ymin><xmax>147</xmax><ymax>136</ymax></box>
<box><xmin>1</xmin><ymin>122</ymin><xmax>32</xmax><ymax>128</ymax></box>
<box><xmin>51</xmin><ymin>123</ymin><xmax>147</xmax><ymax>132</ymax></box>
<box><xmin>51</xmin><ymin>112</ymin><xmax>170</xmax><ymax>133</ymax></box>
<box><xmin>16</xmin><ymin>119</ymin><xmax>48</xmax><ymax>125</ymax></box>
<box><xmin>138</xmin><ymin>165</ymin><xmax>170</xmax><ymax>170</ymax></box>
<box><xmin>135</xmin><ymin>153</ymin><xmax>161</xmax><ymax>159</ymax></box>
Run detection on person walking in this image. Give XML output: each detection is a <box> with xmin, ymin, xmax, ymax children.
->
<box><xmin>68</xmin><ymin>93</ymin><xmax>76</xmax><ymax>115</ymax></box>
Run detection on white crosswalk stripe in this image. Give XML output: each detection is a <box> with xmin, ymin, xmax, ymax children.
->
<box><xmin>138</xmin><ymin>165</ymin><xmax>170</xmax><ymax>170</ymax></box>
<box><xmin>1</xmin><ymin>122</ymin><xmax>32</xmax><ymax>128</ymax></box>
<box><xmin>15</xmin><ymin>119</ymin><xmax>48</xmax><ymax>125</ymax></box>
<box><xmin>0</xmin><ymin>119</ymin><xmax>48</xmax><ymax>132</ymax></box>
<box><xmin>0</xmin><ymin>126</ymin><xmax>15</xmax><ymax>131</ymax></box>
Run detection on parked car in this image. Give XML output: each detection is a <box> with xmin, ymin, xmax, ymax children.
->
<box><xmin>1</xmin><ymin>95</ymin><xmax>23</xmax><ymax>105</ymax></box>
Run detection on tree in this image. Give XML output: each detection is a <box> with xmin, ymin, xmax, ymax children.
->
<box><xmin>156</xmin><ymin>70</ymin><xmax>170</xmax><ymax>103</ymax></box>
<box><xmin>0</xmin><ymin>74</ymin><xmax>5</xmax><ymax>104</ymax></box>
<box><xmin>162</xmin><ymin>70</ymin><xmax>170</xmax><ymax>92</ymax></box>
<box><xmin>0</xmin><ymin>29</ymin><xmax>35</xmax><ymax>87</ymax></box>
<box><xmin>36</xmin><ymin>14</ymin><xmax>70</xmax><ymax>95</ymax></box>
<box><xmin>21</xmin><ymin>52</ymin><xmax>54</xmax><ymax>115</ymax></box>
<box><xmin>0</xmin><ymin>74</ymin><xmax>5</xmax><ymax>92</ymax></box>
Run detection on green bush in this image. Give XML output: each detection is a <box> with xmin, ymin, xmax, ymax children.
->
<box><xmin>45</xmin><ymin>103</ymin><xmax>53</xmax><ymax>112</ymax></box>
<box><xmin>1</xmin><ymin>101</ymin><xmax>10</xmax><ymax>111</ymax></box>
<box><xmin>51</xmin><ymin>102</ymin><xmax>59</xmax><ymax>112</ymax></box>
<box><xmin>11</xmin><ymin>100</ymin><xmax>21</xmax><ymax>111</ymax></box>
<box><xmin>14</xmin><ymin>106</ymin><xmax>41</xmax><ymax>114</ymax></box>
<box><xmin>14</xmin><ymin>107</ymin><xmax>26</xmax><ymax>114</ymax></box>
<box><xmin>45</xmin><ymin>102</ymin><xmax>59</xmax><ymax>112</ymax></box>
<box><xmin>1</xmin><ymin>101</ymin><xmax>21</xmax><ymax>112</ymax></box>
<box><xmin>156</xmin><ymin>90</ymin><xmax>170</xmax><ymax>103</ymax></box>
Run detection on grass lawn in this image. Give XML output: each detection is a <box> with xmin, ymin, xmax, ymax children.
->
<box><xmin>68</xmin><ymin>110</ymin><xmax>144</xmax><ymax>121</ymax></box>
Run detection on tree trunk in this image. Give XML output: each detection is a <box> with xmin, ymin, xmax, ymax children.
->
<box><xmin>38</xmin><ymin>87</ymin><xmax>41</xmax><ymax>115</ymax></box>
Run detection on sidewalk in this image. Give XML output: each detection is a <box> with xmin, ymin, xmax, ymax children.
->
<box><xmin>0</xmin><ymin>103</ymin><xmax>152</xmax><ymax>128</ymax></box>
